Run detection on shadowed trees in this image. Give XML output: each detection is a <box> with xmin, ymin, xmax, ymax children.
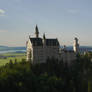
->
<box><xmin>0</xmin><ymin>54</ymin><xmax>91</xmax><ymax>92</ymax></box>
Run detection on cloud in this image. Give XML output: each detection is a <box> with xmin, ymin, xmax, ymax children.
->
<box><xmin>0</xmin><ymin>9</ymin><xmax>5</xmax><ymax>16</ymax></box>
<box><xmin>67</xmin><ymin>9</ymin><xmax>79</xmax><ymax>15</ymax></box>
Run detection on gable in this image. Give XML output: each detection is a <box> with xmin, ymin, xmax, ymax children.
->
<box><xmin>30</xmin><ymin>38</ymin><xmax>43</xmax><ymax>46</ymax></box>
<box><xmin>46</xmin><ymin>39</ymin><xmax>59</xmax><ymax>46</ymax></box>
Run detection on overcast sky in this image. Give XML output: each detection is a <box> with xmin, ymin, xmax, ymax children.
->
<box><xmin>0</xmin><ymin>0</ymin><xmax>92</xmax><ymax>46</ymax></box>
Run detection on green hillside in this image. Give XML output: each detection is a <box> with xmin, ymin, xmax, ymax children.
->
<box><xmin>0</xmin><ymin>52</ymin><xmax>26</xmax><ymax>66</ymax></box>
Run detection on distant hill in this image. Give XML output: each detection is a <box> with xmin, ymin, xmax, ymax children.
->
<box><xmin>66</xmin><ymin>46</ymin><xmax>92</xmax><ymax>52</ymax></box>
<box><xmin>0</xmin><ymin>45</ymin><xmax>92</xmax><ymax>52</ymax></box>
<box><xmin>0</xmin><ymin>46</ymin><xmax>26</xmax><ymax>51</ymax></box>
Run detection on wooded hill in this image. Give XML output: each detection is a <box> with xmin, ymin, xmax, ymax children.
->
<box><xmin>0</xmin><ymin>53</ymin><xmax>91</xmax><ymax>92</ymax></box>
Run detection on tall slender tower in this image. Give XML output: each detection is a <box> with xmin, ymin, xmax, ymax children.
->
<box><xmin>43</xmin><ymin>33</ymin><xmax>46</xmax><ymax>46</ymax></box>
<box><xmin>73</xmin><ymin>37</ymin><xmax>79</xmax><ymax>53</ymax></box>
<box><xmin>35</xmin><ymin>25</ymin><xmax>39</xmax><ymax>38</ymax></box>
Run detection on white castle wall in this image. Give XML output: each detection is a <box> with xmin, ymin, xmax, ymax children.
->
<box><xmin>32</xmin><ymin>46</ymin><xmax>59</xmax><ymax>64</ymax></box>
<box><xmin>33</xmin><ymin>46</ymin><xmax>44</xmax><ymax>64</ymax></box>
<box><xmin>26</xmin><ymin>39</ymin><xmax>33</xmax><ymax>62</ymax></box>
<box><xmin>27</xmin><ymin>39</ymin><xmax>76</xmax><ymax>65</ymax></box>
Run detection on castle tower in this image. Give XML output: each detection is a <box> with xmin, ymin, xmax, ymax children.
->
<box><xmin>43</xmin><ymin>33</ymin><xmax>46</xmax><ymax>40</ymax></box>
<box><xmin>35</xmin><ymin>25</ymin><xmax>39</xmax><ymax>38</ymax></box>
<box><xmin>43</xmin><ymin>33</ymin><xmax>46</xmax><ymax>46</ymax></box>
<box><xmin>73</xmin><ymin>37</ymin><xmax>79</xmax><ymax>53</ymax></box>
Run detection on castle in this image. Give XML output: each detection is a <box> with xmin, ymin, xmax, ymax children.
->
<box><xmin>26</xmin><ymin>25</ymin><xmax>79</xmax><ymax>64</ymax></box>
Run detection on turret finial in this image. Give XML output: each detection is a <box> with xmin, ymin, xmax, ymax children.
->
<box><xmin>43</xmin><ymin>33</ymin><xmax>46</xmax><ymax>40</ymax></box>
<box><xmin>35</xmin><ymin>25</ymin><xmax>39</xmax><ymax>38</ymax></box>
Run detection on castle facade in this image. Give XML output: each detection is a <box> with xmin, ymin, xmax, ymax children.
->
<box><xmin>26</xmin><ymin>25</ymin><xmax>79</xmax><ymax>64</ymax></box>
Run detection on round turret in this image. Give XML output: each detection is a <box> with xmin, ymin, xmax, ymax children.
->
<box><xmin>73</xmin><ymin>37</ymin><xmax>79</xmax><ymax>53</ymax></box>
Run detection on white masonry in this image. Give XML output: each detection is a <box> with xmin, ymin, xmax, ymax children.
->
<box><xmin>26</xmin><ymin>25</ymin><xmax>78</xmax><ymax>65</ymax></box>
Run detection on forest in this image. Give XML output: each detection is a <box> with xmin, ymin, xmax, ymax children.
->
<box><xmin>0</xmin><ymin>53</ymin><xmax>91</xmax><ymax>92</ymax></box>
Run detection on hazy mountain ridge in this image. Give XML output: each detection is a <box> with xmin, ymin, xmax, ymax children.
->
<box><xmin>61</xmin><ymin>46</ymin><xmax>92</xmax><ymax>52</ymax></box>
<box><xmin>0</xmin><ymin>46</ymin><xmax>92</xmax><ymax>52</ymax></box>
<box><xmin>0</xmin><ymin>46</ymin><xmax>26</xmax><ymax>51</ymax></box>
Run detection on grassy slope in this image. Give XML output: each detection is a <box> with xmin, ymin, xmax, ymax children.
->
<box><xmin>0</xmin><ymin>52</ymin><xmax>26</xmax><ymax>66</ymax></box>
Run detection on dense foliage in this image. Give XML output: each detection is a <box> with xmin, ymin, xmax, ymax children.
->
<box><xmin>0</xmin><ymin>54</ymin><xmax>91</xmax><ymax>92</ymax></box>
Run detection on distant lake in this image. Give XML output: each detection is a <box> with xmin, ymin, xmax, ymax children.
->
<box><xmin>0</xmin><ymin>46</ymin><xmax>92</xmax><ymax>54</ymax></box>
<box><xmin>0</xmin><ymin>50</ymin><xmax>26</xmax><ymax>54</ymax></box>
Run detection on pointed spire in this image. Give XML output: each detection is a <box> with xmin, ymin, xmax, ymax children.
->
<box><xmin>43</xmin><ymin>33</ymin><xmax>46</xmax><ymax>46</ymax></box>
<box><xmin>35</xmin><ymin>25</ymin><xmax>39</xmax><ymax>38</ymax></box>
<box><xmin>43</xmin><ymin>33</ymin><xmax>46</xmax><ymax>40</ymax></box>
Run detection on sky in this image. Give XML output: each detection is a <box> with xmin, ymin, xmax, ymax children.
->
<box><xmin>0</xmin><ymin>0</ymin><xmax>92</xmax><ymax>46</ymax></box>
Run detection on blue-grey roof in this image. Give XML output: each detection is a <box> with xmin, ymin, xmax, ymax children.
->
<box><xmin>46</xmin><ymin>39</ymin><xmax>59</xmax><ymax>46</ymax></box>
<box><xmin>30</xmin><ymin>38</ymin><xmax>59</xmax><ymax>46</ymax></box>
<box><xmin>30</xmin><ymin>38</ymin><xmax>43</xmax><ymax>46</ymax></box>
